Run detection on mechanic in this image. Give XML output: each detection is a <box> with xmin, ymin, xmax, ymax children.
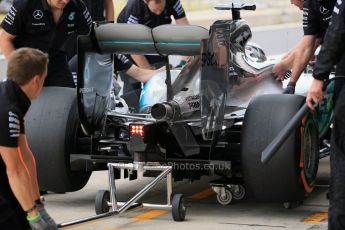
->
<box><xmin>0</xmin><ymin>48</ymin><xmax>56</xmax><ymax>229</ymax></box>
<box><xmin>273</xmin><ymin>0</ymin><xmax>345</xmax><ymax>97</ymax></box>
<box><xmin>0</xmin><ymin>0</ymin><xmax>92</xmax><ymax>88</ymax></box>
<box><xmin>306</xmin><ymin>0</ymin><xmax>345</xmax><ymax>228</ymax></box>
<box><xmin>117</xmin><ymin>0</ymin><xmax>190</xmax><ymax>110</ymax></box>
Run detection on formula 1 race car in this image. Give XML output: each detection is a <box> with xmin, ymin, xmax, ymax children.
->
<box><xmin>25</xmin><ymin>3</ymin><xmax>333</xmax><ymax>214</ymax></box>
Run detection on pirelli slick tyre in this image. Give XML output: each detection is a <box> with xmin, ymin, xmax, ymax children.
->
<box><xmin>25</xmin><ymin>87</ymin><xmax>91</xmax><ymax>192</ymax></box>
<box><xmin>241</xmin><ymin>94</ymin><xmax>319</xmax><ymax>202</ymax></box>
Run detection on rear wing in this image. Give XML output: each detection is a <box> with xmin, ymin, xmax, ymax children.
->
<box><xmin>86</xmin><ymin>23</ymin><xmax>209</xmax><ymax>56</ymax></box>
<box><xmin>77</xmin><ymin>23</ymin><xmax>209</xmax><ymax>135</ymax></box>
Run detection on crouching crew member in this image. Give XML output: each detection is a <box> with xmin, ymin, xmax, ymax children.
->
<box><xmin>0</xmin><ymin>48</ymin><xmax>57</xmax><ymax>230</ymax></box>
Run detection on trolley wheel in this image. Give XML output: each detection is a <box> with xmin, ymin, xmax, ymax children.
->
<box><xmin>95</xmin><ymin>190</ymin><xmax>110</xmax><ymax>214</ymax></box>
<box><xmin>231</xmin><ymin>185</ymin><xmax>246</xmax><ymax>200</ymax></box>
<box><xmin>216</xmin><ymin>188</ymin><xmax>233</xmax><ymax>205</ymax></box>
<box><xmin>172</xmin><ymin>194</ymin><xmax>186</xmax><ymax>221</ymax></box>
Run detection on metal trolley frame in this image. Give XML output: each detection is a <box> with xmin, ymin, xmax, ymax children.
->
<box><xmin>58</xmin><ymin>162</ymin><xmax>186</xmax><ymax>228</ymax></box>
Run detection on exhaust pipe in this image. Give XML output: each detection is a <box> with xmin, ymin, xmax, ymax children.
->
<box><xmin>151</xmin><ymin>101</ymin><xmax>180</xmax><ymax>121</ymax></box>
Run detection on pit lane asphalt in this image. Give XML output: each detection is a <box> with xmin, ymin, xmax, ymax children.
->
<box><xmin>45</xmin><ymin>157</ymin><xmax>330</xmax><ymax>230</ymax></box>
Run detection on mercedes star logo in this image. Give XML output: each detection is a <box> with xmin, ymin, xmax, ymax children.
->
<box><xmin>320</xmin><ymin>6</ymin><xmax>329</xmax><ymax>15</ymax></box>
<box><xmin>33</xmin><ymin>10</ymin><xmax>43</xmax><ymax>20</ymax></box>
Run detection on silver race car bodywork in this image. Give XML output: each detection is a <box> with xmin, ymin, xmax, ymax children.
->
<box><xmin>25</xmin><ymin>4</ymin><xmax>332</xmax><ymax>209</ymax></box>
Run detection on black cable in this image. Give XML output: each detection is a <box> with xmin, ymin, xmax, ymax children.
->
<box><xmin>150</xmin><ymin>29</ymin><xmax>173</xmax><ymax>101</ymax></box>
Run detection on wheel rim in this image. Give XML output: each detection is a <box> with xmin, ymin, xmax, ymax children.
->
<box><xmin>217</xmin><ymin>189</ymin><xmax>232</xmax><ymax>205</ymax></box>
<box><xmin>231</xmin><ymin>185</ymin><xmax>245</xmax><ymax>200</ymax></box>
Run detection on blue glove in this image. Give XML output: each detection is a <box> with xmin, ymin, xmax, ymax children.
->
<box><xmin>175</xmin><ymin>60</ymin><xmax>187</xmax><ymax>69</ymax></box>
<box><xmin>283</xmin><ymin>81</ymin><xmax>296</xmax><ymax>94</ymax></box>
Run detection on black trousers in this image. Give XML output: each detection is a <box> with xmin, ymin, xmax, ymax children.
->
<box><xmin>329</xmin><ymin>80</ymin><xmax>345</xmax><ymax>229</ymax></box>
<box><xmin>1</xmin><ymin>213</ymin><xmax>30</xmax><ymax>230</ymax></box>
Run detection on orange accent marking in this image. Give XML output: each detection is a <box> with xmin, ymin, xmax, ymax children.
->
<box><xmin>130</xmin><ymin>210</ymin><xmax>169</xmax><ymax>220</ymax></box>
<box><xmin>304</xmin><ymin>211</ymin><xmax>328</xmax><ymax>223</ymax></box>
<box><xmin>189</xmin><ymin>187</ymin><xmax>215</xmax><ymax>200</ymax></box>
<box><xmin>299</xmin><ymin>116</ymin><xmax>314</xmax><ymax>193</ymax></box>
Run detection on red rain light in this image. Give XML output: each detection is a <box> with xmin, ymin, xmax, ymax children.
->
<box><xmin>130</xmin><ymin>124</ymin><xmax>144</xmax><ymax>137</ymax></box>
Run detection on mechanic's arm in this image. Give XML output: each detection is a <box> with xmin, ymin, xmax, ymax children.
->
<box><xmin>125</xmin><ymin>64</ymin><xmax>164</xmax><ymax>82</ymax></box>
<box><xmin>307</xmin><ymin>1</ymin><xmax>345</xmax><ymax>110</ymax></box>
<box><xmin>104</xmin><ymin>0</ymin><xmax>115</xmax><ymax>21</ymax></box>
<box><xmin>175</xmin><ymin>16</ymin><xmax>189</xmax><ymax>25</ymax></box>
<box><xmin>0</xmin><ymin>146</ymin><xmax>37</xmax><ymax>216</ymax></box>
<box><xmin>19</xmin><ymin>135</ymin><xmax>57</xmax><ymax>228</ymax></box>
<box><xmin>131</xmin><ymin>55</ymin><xmax>152</xmax><ymax>69</ymax></box>
<box><xmin>289</xmin><ymin>35</ymin><xmax>317</xmax><ymax>83</ymax></box>
<box><xmin>0</xmin><ymin>29</ymin><xmax>16</xmax><ymax>59</ymax></box>
<box><xmin>273</xmin><ymin>35</ymin><xmax>316</xmax><ymax>82</ymax></box>
<box><xmin>18</xmin><ymin>135</ymin><xmax>41</xmax><ymax>202</ymax></box>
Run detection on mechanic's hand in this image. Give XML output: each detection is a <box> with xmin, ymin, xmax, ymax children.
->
<box><xmin>272</xmin><ymin>63</ymin><xmax>289</xmax><ymax>81</ymax></box>
<box><xmin>306</xmin><ymin>79</ymin><xmax>325</xmax><ymax>111</ymax></box>
<box><xmin>175</xmin><ymin>60</ymin><xmax>187</xmax><ymax>69</ymax></box>
<box><xmin>28</xmin><ymin>213</ymin><xmax>49</xmax><ymax>230</ymax></box>
<box><xmin>282</xmin><ymin>81</ymin><xmax>296</xmax><ymax>94</ymax></box>
<box><xmin>37</xmin><ymin>207</ymin><xmax>57</xmax><ymax>230</ymax></box>
<box><xmin>36</xmin><ymin>198</ymin><xmax>58</xmax><ymax>230</ymax></box>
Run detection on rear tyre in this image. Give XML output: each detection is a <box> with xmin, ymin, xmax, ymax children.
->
<box><xmin>241</xmin><ymin>94</ymin><xmax>319</xmax><ymax>202</ymax></box>
<box><xmin>25</xmin><ymin>87</ymin><xmax>91</xmax><ymax>192</ymax></box>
